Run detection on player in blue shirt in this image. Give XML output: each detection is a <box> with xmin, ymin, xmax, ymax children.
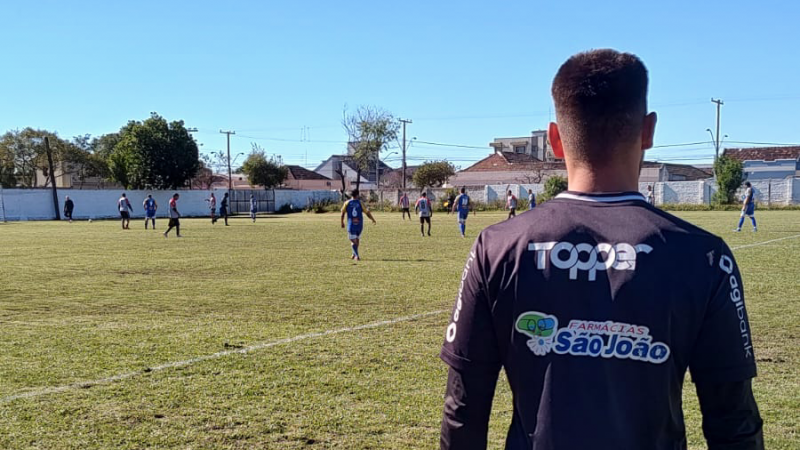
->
<box><xmin>250</xmin><ymin>194</ymin><xmax>257</xmax><ymax>223</ymax></box>
<box><xmin>143</xmin><ymin>194</ymin><xmax>158</xmax><ymax>230</ymax></box>
<box><xmin>734</xmin><ymin>181</ymin><xmax>757</xmax><ymax>232</ymax></box>
<box><xmin>340</xmin><ymin>190</ymin><xmax>376</xmax><ymax>261</ymax></box>
<box><xmin>451</xmin><ymin>187</ymin><xmax>471</xmax><ymax>238</ymax></box>
<box><xmin>527</xmin><ymin>189</ymin><xmax>536</xmax><ymax>210</ymax></box>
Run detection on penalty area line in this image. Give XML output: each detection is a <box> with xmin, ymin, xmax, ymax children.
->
<box><xmin>0</xmin><ymin>309</ymin><xmax>449</xmax><ymax>404</ymax></box>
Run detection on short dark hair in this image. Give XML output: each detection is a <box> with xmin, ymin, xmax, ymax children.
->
<box><xmin>350</xmin><ymin>189</ymin><xmax>359</xmax><ymax>198</ymax></box>
<box><xmin>745</xmin><ymin>181</ymin><xmax>751</xmax><ymax>187</ymax></box>
<box><xmin>552</xmin><ymin>49</ymin><xmax>649</xmax><ymax>164</ymax></box>
<box><xmin>421</xmin><ymin>192</ymin><xmax>427</xmax><ymax>197</ymax></box>
<box><xmin>460</xmin><ymin>187</ymin><xmax>465</xmax><ymax>194</ymax></box>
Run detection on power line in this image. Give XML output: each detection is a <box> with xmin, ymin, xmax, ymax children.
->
<box><xmin>724</xmin><ymin>141</ymin><xmax>800</xmax><ymax>146</ymax></box>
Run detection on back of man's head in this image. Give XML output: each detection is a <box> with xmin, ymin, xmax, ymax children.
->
<box><xmin>552</xmin><ymin>49</ymin><xmax>649</xmax><ymax>165</ymax></box>
<box><xmin>460</xmin><ymin>187</ymin><xmax>465</xmax><ymax>194</ymax></box>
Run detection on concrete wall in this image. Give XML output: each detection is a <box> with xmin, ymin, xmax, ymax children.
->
<box><xmin>0</xmin><ymin>188</ymin><xmax>340</xmax><ymax>221</ymax></box>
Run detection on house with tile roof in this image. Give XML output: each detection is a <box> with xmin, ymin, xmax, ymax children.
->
<box><xmin>722</xmin><ymin>146</ymin><xmax>800</xmax><ymax>179</ymax></box>
<box><xmin>284</xmin><ymin>165</ymin><xmax>334</xmax><ymax>190</ymax></box>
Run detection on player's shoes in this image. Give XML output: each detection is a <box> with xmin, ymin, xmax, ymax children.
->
<box><xmin>752</xmin><ymin>227</ymin><xmax>757</xmax><ymax>232</ymax></box>
<box><xmin>733</xmin><ymin>228</ymin><xmax>741</xmax><ymax>232</ymax></box>
<box><xmin>427</xmin><ymin>232</ymin><xmax>431</xmax><ymax>236</ymax></box>
<box><xmin>176</xmin><ymin>234</ymin><xmax>182</xmax><ymax>238</ymax></box>
<box><xmin>163</xmin><ymin>232</ymin><xmax>168</xmax><ymax>238</ymax></box>
<box><xmin>354</xmin><ymin>256</ymin><xmax>361</xmax><ymax>261</ymax></box>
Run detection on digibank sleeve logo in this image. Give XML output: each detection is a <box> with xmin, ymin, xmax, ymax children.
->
<box><xmin>515</xmin><ymin>312</ymin><xmax>558</xmax><ymax>356</ymax></box>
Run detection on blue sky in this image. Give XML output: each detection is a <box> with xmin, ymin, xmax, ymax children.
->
<box><xmin>2</xmin><ymin>0</ymin><xmax>798</xmax><ymax>169</ymax></box>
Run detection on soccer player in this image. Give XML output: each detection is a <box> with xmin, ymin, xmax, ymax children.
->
<box><xmin>527</xmin><ymin>189</ymin><xmax>536</xmax><ymax>210</ymax></box>
<box><xmin>647</xmin><ymin>184</ymin><xmax>655</xmax><ymax>205</ymax></box>
<box><xmin>206</xmin><ymin>193</ymin><xmax>217</xmax><ymax>224</ymax></box>
<box><xmin>163</xmin><ymin>193</ymin><xmax>181</xmax><ymax>238</ymax></box>
<box><xmin>340</xmin><ymin>189</ymin><xmax>376</xmax><ymax>261</ymax></box>
<box><xmin>506</xmin><ymin>189</ymin><xmax>518</xmax><ymax>219</ymax></box>
<box><xmin>250</xmin><ymin>194</ymin><xmax>257</xmax><ymax>222</ymax></box>
<box><xmin>451</xmin><ymin>187</ymin><xmax>471</xmax><ymax>238</ymax></box>
<box><xmin>415</xmin><ymin>191</ymin><xmax>433</xmax><ymax>236</ymax></box>
<box><xmin>143</xmin><ymin>194</ymin><xmax>158</xmax><ymax>230</ymax></box>
<box><xmin>399</xmin><ymin>192</ymin><xmax>411</xmax><ymax>220</ymax></box>
<box><xmin>63</xmin><ymin>196</ymin><xmax>74</xmax><ymax>223</ymax></box>
<box><xmin>220</xmin><ymin>192</ymin><xmax>230</xmax><ymax>226</ymax></box>
<box><xmin>440</xmin><ymin>50</ymin><xmax>762</xmax><ymax>450</ymax></box>
<box><xmin>117</xmin><ymin>193</ymin><xmax>133</xmax><ymax>230</ymax></box>
<box><xmin>735</xmin><ymin>181</ymin><xmax>757</xmax><ymax>232</ymax></box>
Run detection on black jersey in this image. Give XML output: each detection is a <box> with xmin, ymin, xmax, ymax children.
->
<box><xmin>441</xmin><ymin>191</ymin><xmax>757</xmax><ymax>450</ymax></box>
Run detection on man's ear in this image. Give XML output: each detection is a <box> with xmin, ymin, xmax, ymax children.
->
<box><xmin>549</xmin><ymin>122</ymin><xmax>564</xmax><ymax>159</ymax></box>
<box><xmin>641</xmin><ymin>112</ymin><xmax>657</xmax><ymax>151</ymax></box>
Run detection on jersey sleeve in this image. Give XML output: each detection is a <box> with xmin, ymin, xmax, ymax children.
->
<box><xmin>689</xmin><ymin>240</ymin><xmax>757</xmax><ymax>384</ymax></box>
<box><xmin>440</xmin><ymin>235</ymin><xmax>501</xmax><ymax>372</ymax></box>
<box><xmin>341</xmin><ymin>200</ymin><xmax>349</xmax><ymax>213</ymax></box>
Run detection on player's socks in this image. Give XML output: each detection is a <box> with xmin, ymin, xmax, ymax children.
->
<box><xmin>750</xmin><ymin>217</ymin><xmax>757</xmax><ymax>228</ymax></box>
<box><xmin>737</xmin><ymin>217</ymin><xmax>745</xmax><ymax>230</ymax></box>
<box><xmin>459</xmin><ymin>223</ymin><xmax>465</xmax><ymax>236</ymax></box>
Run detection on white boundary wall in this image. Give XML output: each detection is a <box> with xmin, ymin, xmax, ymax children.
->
<box><xmin>0</xmin><ymin>189</ymin><xmax>339</xmax><ymax>221</ymax></box>
<box><xmin>380</xmin><ymin>178</ymin><xmax>799</xmax><ymax>207</ymax></box>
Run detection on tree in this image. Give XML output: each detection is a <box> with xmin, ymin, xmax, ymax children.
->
<box><xmin>240</xmin><ymin>149</ymin><xmax>288</xmax><ymax>190</ymax></box>
<box><xmin>540</xmin><ymin>175</ymin><xmax>568</xmax><ymax>202</ymax></box>
<box><xmin>713</xmin><ymin>155</ymin><xmax>745</xmax><ymax>204</ymax></box>
<box><xmin>341</xmin><ymin>105</ymin><xmax>399</xmax><ymax>191</ymax></box>
<box><xmin>515</xmin><ymin>168</ymin><xmax>544</xmax><ymax>184</ymax></box>
<box><xmin>0</xmin><ymin>128</ymin><xmax>91</xmax><ymax>188</ymax></box>
<box><xmin>412</xmin><ymin>160</ymin><xmax>456</xmax><ymax>189</ymax></box>
<box><xmin>108</xmin><ymin>113</ymin><xmax>200</xmax><ymax>189</ymax></box>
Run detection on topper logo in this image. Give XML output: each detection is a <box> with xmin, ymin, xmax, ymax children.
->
<box><xmin>528</xmin><ymin>241</ymin><xmax>653</xmax><ymax>281</ymax></box>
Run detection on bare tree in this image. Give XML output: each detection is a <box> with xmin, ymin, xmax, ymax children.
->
<box><xmin>341</xmin><ymin>105</ymin><xmax>399</xmax><ymax>192</ymax></box>
<box><xmin>515</xmin><ymin>168</ymin><xmax>544</xmax><ymax>184</ymax></box>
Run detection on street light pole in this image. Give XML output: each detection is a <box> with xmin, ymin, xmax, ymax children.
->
<box><xmin>220</xmin><ymin>130</ymin><xmax>235</xmax><ymax>196</ymax></box>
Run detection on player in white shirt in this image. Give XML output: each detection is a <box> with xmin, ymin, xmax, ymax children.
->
<box><xmin>734</xmin><ymin>181</ymin><xmax>757</xmax><ymax>232</ymax></box>
<box><xmin>117</xmin><ymin>193</ymin><xmax>133</xmax><ymax>230</ymax></box>
<box><xmin>415</xmin><ymin>192</ymin><xmax>433</xmax><ymax>237</ymax></box>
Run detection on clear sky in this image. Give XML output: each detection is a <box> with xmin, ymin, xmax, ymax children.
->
<box><xmin>2</xmin><ymin>0</ymin><xmax>798</xmax><ymax>170</ymax></box>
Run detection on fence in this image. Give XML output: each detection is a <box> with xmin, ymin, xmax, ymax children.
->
<box><xmin>0</xmin><ymin>188</ymin><xmax>340</xmax><ymax>221</ymax></box>
<box><xmin>375</xmin><ymin>178</ymin><xmax>800</xmax><ymax>207</ymax></box>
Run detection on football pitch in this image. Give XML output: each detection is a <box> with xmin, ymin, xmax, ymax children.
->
<box><xmin>0</xmin><ymin>211</ymin><xmax>798</xmax><ymax>449</ymax></box>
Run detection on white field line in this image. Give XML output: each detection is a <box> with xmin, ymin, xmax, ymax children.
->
<box><xmin>0</xmin><ymin>309</ymin><xmax>448</xmax><ymax>404</ymax></box>
<box><xmin>3</xmin><ymin>233</ymin><xmax>799</xmax><ymax>404</ymax></box>
<box><xmin>730</xmin><ymin>233</ymin><xmax>800</xmax><ymax>251</ymax></box>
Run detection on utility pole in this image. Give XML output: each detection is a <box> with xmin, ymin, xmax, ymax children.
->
<box><xmin>220</xmin><ymin>130</ymin><xmax>235</xmax><ymax>196</ymax></box>
<box><xmin>711</xmin><ymin>98</ymin><xmax>724</xmax><ymax>160</ymax></box>
<box><xmin>44</xmin><ymin>137</ymin><xmax>60</xmax><ymax>221</ymax></box>
<box><xmin>399</xmin><ymin>118</ymin><xmax>412</xmax><ymax>191</ymax></box>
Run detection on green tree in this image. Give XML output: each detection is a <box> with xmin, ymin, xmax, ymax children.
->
<box><xmin>412</xmin><ymin>160</ymin><xmax>456</xmax><ymax>189</ymax></box>
<box><xmin>0</xmin><ymin>128</ymin><xmax>91</xmax><ymax>188</ymax></box>
<box><xmin>540</xmin><ymin>175</ymin><xmax>568</xmax><ymax>202</ymax></box>
<box><xmin>341</xmin><ymin>105</ymin><xmax>399</xmax><ymax>191</ymax></box>
<box><xmin>108</xmin><ymin>113</ymin><xmax>200</xmax><ymax>189</ymax></box>
<box><xmin>240</xmin><ymin>149</ymin><xmax>288</xmax><ymax>190</ymax></box>
<box><xmin>713</xmin><ymin>155</ymin><xmax>745</xmax><ymax>204</ymax></box>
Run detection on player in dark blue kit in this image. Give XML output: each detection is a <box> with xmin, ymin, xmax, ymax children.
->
<box><xmin>440</xmin><ymin>50</ymin><xmax>762</xmax><ymax>450</ymax></box>
<box><xmin>340</xmin><ymin>190</ymin><xmax>376</xmax><ymax>261</ymax></box>
<box><xmin>451</xmin><ymin>187</ymin><xmax>471</xmax><ymax>238</ymax></box>
<box><xmin>735</xmin><ymin>181</ymin><xmax>757</xmax><ymax>232</ymax></box>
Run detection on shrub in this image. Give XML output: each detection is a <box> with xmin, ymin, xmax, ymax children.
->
<box><xmin>539</xmin><ymin>176</ymin><xmax>568</xmax><ymax>202</ymax></box>
<box><xmin>713</xmin><ymin>156</ymin><xmax>744</xmax><ymax>204</ymax></box>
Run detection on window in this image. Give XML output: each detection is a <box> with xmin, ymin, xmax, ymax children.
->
<box><xmin>514</xmin><ymin>145</ymin><xmax>526</xmax><ymax>154</ymax></box>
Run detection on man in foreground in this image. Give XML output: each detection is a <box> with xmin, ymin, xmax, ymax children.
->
<box><xmin>440</xmin><ymin>49</ymin><xmax>762</xmax><ymax>450</ymax></box>
<box><xmin>163</xmin><ymin>193</ymin><xmax>182</xmax><ymax>238</ymax></box>
<box><xmin>735</xmin><ymin>181</ymin><xmax>757</xmax><ymax>232</ymax></box>
<box><xmin>415</xmin><ymin>192</ymin><xmax>432</xmax><ymax>236</ymax></box>
<box><xmin>340</xmin><ymin>190</ymin><xmax>376</xmax><ymax>261</ymax></box>
<box><xmin>117</xmin><ymin>193</ymin><xmax>133</xmax><ymax>230</ymax></box>
<box><xmin>143</xmin><ymin>194</ymin><xmax>158</xmax><ymax>229</ymax></box>
<box><xmin>452</xmin><ymin>187</ymin><xmax>471</xmax><ymax>238</ymax></box>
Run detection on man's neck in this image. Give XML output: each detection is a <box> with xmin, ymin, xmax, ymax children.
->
<box><xmin>566</xmin><ymin>164</ymin><xmax>640</xmax><ymax>193</ymax></box>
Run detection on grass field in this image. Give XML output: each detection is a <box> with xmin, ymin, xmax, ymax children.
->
<box><xmin>0</xmin><ymin>210</ymin><xmax>798</xmax><ymax>449</ymax></box>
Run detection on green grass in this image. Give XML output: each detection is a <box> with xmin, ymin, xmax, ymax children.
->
<box><xmin>0</xmin><ymin>211</ymin><xmax>798</xmax><ymax>449</ymax></box>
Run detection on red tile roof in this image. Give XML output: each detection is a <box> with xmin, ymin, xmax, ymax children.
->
<box><xmin>723</xmin><ymin>147</ymin><xmax>800</xmax><ymax>162</ymax></box>
<box><xmin>462</xmin><ymin>152</ymin><xmax>558</xmax><ymax>172</ymax></box>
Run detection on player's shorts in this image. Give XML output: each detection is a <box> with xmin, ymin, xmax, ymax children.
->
<box><xmin>402</xmin><ymin>207</ymin><xmax>410</xmax><ymax>214</ymax></box>
<box><xmin>743</xmin><ymin>203</ymin><xmax>755</xmax><ymax>216</ymax></box>
<box><xmin>420</xmin><ymin>216</ymin><xmax>431</xmax><ymax>224</ymax></box>
<box><xmin>347</xmin><ymin>226</ymin><xmax>363</xmax><ymax>240</ymax></box>
<box><xmin>509</xmin><ymin>208</ymin><xmax>516</xmax><ymax>215</ymax></box>
<box><xmin>169</xmin><ymin>218</ymin><xmax>180</xmax><ymax>227</ymax></box>
<box><xmin>120</xmin><ymin>211</ymin><xmax>130</xmax><ymax>219</ymax></box>
<box><xmin>457</xmin><ymin>210</ymin><xmax>468</xmax><ymax>224</ymax></box>
<box><xmin>64</xmin><ymin>211</ymin><xmax>72</xmax><ymax>219</ymax></box>
<box><xmin>210</xmin><ymin>208</ymin><xmax>216</xmax><ymax>215</ymax></box>
<box><xmin>145</xmin><ymin>210</ymin><xmax>156</xmax><ymax>219</ymax></box>
<box><xmin>220</xmin><ymin>207</ymin><xmax>228</xmax><ymax>216</ymax></box>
